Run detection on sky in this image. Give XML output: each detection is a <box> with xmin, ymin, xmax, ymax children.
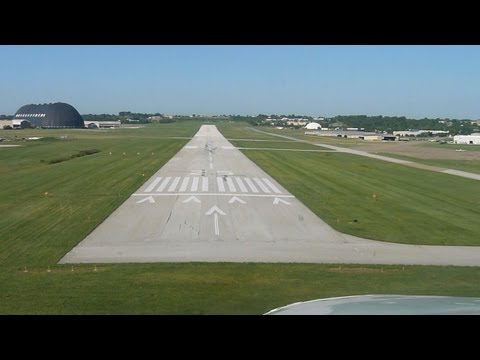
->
<box><xmin>1</xmin><ymin>45</ymin><xmax>479</xmax><ymax>119</ymax></box>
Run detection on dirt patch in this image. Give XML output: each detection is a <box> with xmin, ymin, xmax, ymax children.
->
<box><xmin>350</xmin><ymin>141</ymin><xmax>480</xmax><ymax>160</ymax></box>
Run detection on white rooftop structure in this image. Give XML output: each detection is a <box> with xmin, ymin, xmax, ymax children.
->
<box><xmin>454</xmin><ymin>135</ymin><xmax>480</xmax><ymax>145</ymax></box>
<box><xmin>304</xmin><ymin>122</ymin><xmax>322</xmax><ymax>130</ymax></box>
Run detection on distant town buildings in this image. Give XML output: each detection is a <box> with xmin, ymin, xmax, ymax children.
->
<box><xmin>393</xmin><ymin>130</ymin><xmax>449</xmax><ymax>137</ymax></box>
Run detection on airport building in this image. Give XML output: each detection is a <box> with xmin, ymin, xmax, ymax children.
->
<box><xmin>304</xmin><ymin>122</ymin><xmax>322</xmax><ymax>130</ymax></box>
<box><xmin>454</xmin><ymin>134</ymin><xmax>480</xmax><ymax>145</ymax></box>
<box><xmin>305</xmin><ymin>130</ymin><xmax>396</xmax><ymax>141</ymax></box>
<box><xmin>84</xmin><ymin>121</ymin><xmax>121</xmax><ymax>129</ymax></box>
<box><xmin>13</xmin><ymin>102</ymin><xmax>84</xmax><ymax>128</ymax></box>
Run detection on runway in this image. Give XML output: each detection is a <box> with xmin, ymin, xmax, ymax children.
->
<box><xmin>60</xmin><ymin>125</ymin><xmax>480</xmax><ymax>266</ymax></box>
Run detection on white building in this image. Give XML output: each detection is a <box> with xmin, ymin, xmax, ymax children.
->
<box><xmin>304</xmin><ymin>122</ymin><xmax>322</xmax><ymax>130</ymax></box>
<box><xmin>393</xmin><ymin>130</ymin><xmax>449</xmax><ymax>137</ymax></box>
<box><xmin>454</xmin><ymin>134</ymin><xmax>480</xmax><ymax>145</ymax></box>
<box><xmin>84</xmin><ymin>121</ymin><xmax>121</xmax><ymax>129</ymax></box>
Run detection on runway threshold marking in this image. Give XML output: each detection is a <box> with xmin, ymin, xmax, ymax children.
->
<box><xmin>143</xmin><ymin>176</ymin><xmax>281</xmax><ymax>195</ymax></box>
<box><xmin>132</xmin><ymin>193</ymin><xmax>294</xmax><ymax>198</ymax></box>
<box><xmin>144</xmin><ymin>177</ymin><xmax>162</xmax><ymax>192</ymax></box>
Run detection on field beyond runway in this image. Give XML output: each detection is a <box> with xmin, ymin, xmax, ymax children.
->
<box><xmin>61</xmin><ymin>125</ymin><xmax>480</xmax><ymax>266</ymax></box>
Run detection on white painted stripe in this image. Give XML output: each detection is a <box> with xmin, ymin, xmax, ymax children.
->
<box><xmin>144</xmin><ymin>177</ymin><xmax>162</xmax><ymax>192</ymax></box>
<box><xmin>191</xmin><ymin>177</ymin><xmax>199</xmax><ymax>192</ymax></box>
<box><xmin>179</xmin><ymin>177</ymin><xmax>190</xmax><ymax>192</ymax></box>
<box><xmin>217</xmin><ymin>177</ymin><xmax>226</xmax><ymax>192</ymax></box>
<box><xmin>244</xmin><ymin>178</ymin><xmax>258</xmax><ymax>193</ymax></box>
<box><xmin>262</xmin><ymin>178</ymin><xmax>282</xmax><ymax>194</ymax></box>
<box><xmin>235</xmin><ymin>177</ymin><xmax>248</xmax><ymax>193</ymax></box>
<box><xmin>202</xmin><ymin>177</ymin><xmax>209</xmax><ymax>192</ymax></box>
<box><xmin>254</xmin><ymin>178</ymin><xmax>270</xmax><ymax>193</ymax></box>
<box><xmin>157</xmin><ymin>177</ymin><xmax>171</xmax><ymax>192</ymax></box>
<box><xmin>133</xmin><ymin>193</ymin><xmax>295</xmax><ymax>198</ymax></box>
<box><xmin>214</xmin><ymin>213</ymin><xmax>219</xmax><ymax>236</ymax></box>
<box><xmin>226</xmin><ymin>177</ymin><xmax>236</xmax><ymax>192</ymax></box>
<box><xmin>168</xmin><ymin>177</ymin><xmax>181</xmax><ymax>192</ymax></box>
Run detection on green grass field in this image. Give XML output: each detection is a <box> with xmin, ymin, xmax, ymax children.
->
<box><xmin>1</xmin><ymin>120</ymin><xmax>480</xmax><ymax>314</ymax></box>
<box><xmin>378</xmin><ymin>152</ymin><xmax>480</xmax><ymax>174</ymax></box>
<box><xmin>0</xmin><ymin>121</ymin><xmax>200</xmax><ymax>267</ymax></box>
<box><xmin>230</xmin><ymin>140</ymin><xmax>330</xmax><ymax>150</ymax></box>
<box><xmin>1</xmin><ymin>263</ymin><xmax>480</xmax><ymax>314</ymax></box>
<box><xmin>239</xmin><ymin>149</ymin><xmax>480</xmax><ymax>245</ymax></box>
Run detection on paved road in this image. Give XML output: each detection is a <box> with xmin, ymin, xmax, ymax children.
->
<box><xmin>60</xmin><ymin>125</ymin><xmax>480</xmax><ymax>266</ymax></box>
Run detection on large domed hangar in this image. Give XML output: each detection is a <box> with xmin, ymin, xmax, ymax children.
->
<box><xmin>13</xmin><ymin>102</ymin><xmax>84</xmax><ymax>128</ymax></box>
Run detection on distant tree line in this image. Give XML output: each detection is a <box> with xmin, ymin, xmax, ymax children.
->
<box><xmin>79</xmin><ymin>112</ymin><xmax>478</xmax><ymax>135</ymax></box>
<box><xmin>326</xmin><ymin>115</ymin><xmax>475</xmax><ymax>135</ymax></box>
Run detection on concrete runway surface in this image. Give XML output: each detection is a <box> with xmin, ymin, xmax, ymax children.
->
<box><xmin>60</xmin><ymin>125</ymin><xmax>480</xmax><ymax>265</ymax></box>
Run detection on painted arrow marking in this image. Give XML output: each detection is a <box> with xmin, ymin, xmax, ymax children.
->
<box><xmin>205</xmin><ymin>206</ymin><xmax>226</xmax><ymax>236</ymax></box>
<box><xmin>205</xmin><ymin>205</ymin><xmax>226</xmax><ymax>216</ymax></box>
<box><xmin>273</xmin><ymin>197</ymin><xmax>291</xmax><ymax>205</ymax></box>
<box><xmin>136</xmin><ymin>196</ymin><xmax>155</xmax><ymax>204</ymax></box>
<box><xmin>183</xmin><ymin>195</ymin><xmax>201</xmax><ymax>203</ymax></box>
<box><xmin>228</xmin><ymin>196</ymin><xmax>246</xmax><ymax>204</ymax></box>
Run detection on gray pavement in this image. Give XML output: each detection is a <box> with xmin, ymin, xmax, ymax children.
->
<box><xmin>60</xmin><ymin>125</ymin><xmax>480</xmax><ymax>266</ymax></box>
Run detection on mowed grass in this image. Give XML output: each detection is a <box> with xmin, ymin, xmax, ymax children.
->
<box><xmin>230</xmin><ymin>140</ymin><xmax>330</xmax><ymax>150</ymax></box>
<box><xmin>240</xmin><ymin>149</ymin><xmax>480</xmax><ymax>245</ymax></box>
<box><xmin>0</xmin><ymin>121</ymin><xmax>200</xmax><ymax>267</ymax></box>
<box><xmin>1</xmin><ymin>120</ymin><xmax>480</xmax><ymax>314</ymax></box>
<box><xmin>215</xmin><ymin>122</ymin><xmax>288</xmax><ymax>140</ymax></box>
<box><xmin>378</xmin><ymin>152</ymin><xmax>480</xmax><ymax>174</ymax></box>
<box><xmin>2</xmin><ymin>263</ymin><xmax>480</xmax><ymax>314</ymax></box>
